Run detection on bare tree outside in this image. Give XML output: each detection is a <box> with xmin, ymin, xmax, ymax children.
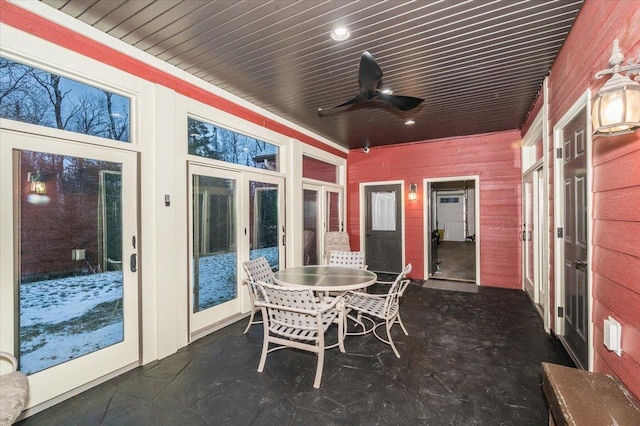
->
<box><xmin>0</xmin><ymin>56</ymin><xmax>130</xmax><ymax>142</ymax></box>
<box><xmin>187</xmin><ymin>117</ymin><xmax>278</xmax><ymax>170</ymax></box>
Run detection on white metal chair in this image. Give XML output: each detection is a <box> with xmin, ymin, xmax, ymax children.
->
<box><xmin>253</xmin><ymin>281</ymin><xmax>344</xmax><ymax>388</ymax></box>
<box><xmin>241</xmin><ymin>256</ymin><xmax>274</xmax><ymax>334</ymax></box>
<box><xmin>0</xmin><ymin>352</ymin><xmax>28</xmax><ymax>425</ymax></box>
<box><xmin>323</xmin><ymin>231</ymin><xmax>351</xmax><ymax>263</ymax></box>
<box><xmin>344</xmin><ymin>263</ymin><xmax>412</xmax><ymax>358</ymax></box>
<box><xmin>328</xmin><ymin>250</ymin><xmax>366</xmax><ymax>269</ymax></box>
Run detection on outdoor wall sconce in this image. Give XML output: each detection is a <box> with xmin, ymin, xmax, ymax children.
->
<box><xmin>408</xmin><ymin>183</ymin><xmax>417</xmax><ymax>201</ymax></box>
<box><xmin>27</xmin><ymin>171</ymin><xmax>50</xmax><ymax>204</ymax></box>
<box><xmin>592</xmin><ymin>39</ymin><xmax>640</xmax><ymax>136</ymax></box>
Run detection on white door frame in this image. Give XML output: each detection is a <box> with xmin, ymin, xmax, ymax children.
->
<box><xmin>0</xmin><ymin>130</ymin><xmax>140</xmax><ymax>410</ymax></box>
<box><xmin>553</xmin><ymin>89</ymin><xmax>594</xmax><ymax>370</ymax></box>
<box><xmin>423</xmin><ymin>175</ymin><xmax>480</xmax><ymax>284</ymax></box>
<box><xmin>521</xmin><ymin>94</ymin><xmax>551</xmax><ymax>332</ymax></box>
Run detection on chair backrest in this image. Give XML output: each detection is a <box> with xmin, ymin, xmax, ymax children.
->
<box><xmin>323</xmin><ymin>231</ymin><xmax>351</xmax><ymax>263</ymax></box>
<box><xmin>253</xmin><ymin>281</ymin><xmax>320</xmax><ymax>336</ymax></box>
<box><xmin>384</xmin><ymin>263</ymin><xmax>412</xmax><ymax>313</ymax></box>
<box><xmin>328</xmin><ymin>250</ymin><xmax>366</xmax><ymax>269</ymax></box>
<box><xmin>242</xmin><ymin>256</ymin><xmax>274</xmax><ymax>284</ymax></box>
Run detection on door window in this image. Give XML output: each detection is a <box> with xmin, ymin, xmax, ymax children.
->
<box><xmin>192</xmin><ymin>174</ymin><xmax>238</xmax><ymax>313</ymax></box>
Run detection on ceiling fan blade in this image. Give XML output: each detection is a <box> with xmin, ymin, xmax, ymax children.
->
<box><xmin>318</xmin><ymin>93</ymin><xmax>368</xmax><ymax>116</ymax></box>
<box><xmin>376</xmin><ymin>93</ymin><xmax>424</xmax><ymax>111</ymax></box>
<box><xmin>358</xmin><ymin>51</ymin><xmax>383</xmax><ymax>95</ymax></box>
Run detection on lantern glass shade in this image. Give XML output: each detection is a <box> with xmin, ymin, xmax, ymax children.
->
<box><xmin>408</xmin><ymin>183</ymin><xmax>417</xmax><ymax>201</ymax></box>
<box><xmin>592</xmin><ymin>73</ymin><xmax>640</xmax><ymax>135</ymax></box>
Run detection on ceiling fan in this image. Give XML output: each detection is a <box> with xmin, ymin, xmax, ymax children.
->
<box><xmin>318</xmin><ymin>51</ymin><xmax>424</xmax><ymax>115</ymax></box>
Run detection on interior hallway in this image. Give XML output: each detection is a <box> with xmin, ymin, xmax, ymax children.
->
<box><xmin>19</xmin><ymin>284</ymin><xmax>573</xmax><ymax>425</ymax></box>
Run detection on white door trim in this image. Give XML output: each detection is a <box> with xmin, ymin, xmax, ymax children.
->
<box><xmin>423</xmin><ymin>175</ymin><xmax>480</xmax><ymax>284</ymax></box>
<box><xmin>521</xmin><ymin>81</ymin><xmax>551</xmax><ymax>332</ymax></box>
<box><xmin>552</xmin><ymin>89</ymin><xmax>594</xmax><ymax>370</ymax></box>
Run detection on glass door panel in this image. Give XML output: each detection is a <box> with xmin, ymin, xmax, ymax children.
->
<box><xmin>189</xmin><ymin>165</ymin><xmax>241</xmax><ymax>332</ymax></box>
<box><xmin>248</xmin><ymin>176</ymin><xmax>283</xmax><ymax>272</ymax></box>
<box><xmin>326</xmin><ymin>190</ymin><xmax>342</xmax><ymax>232</ymax></box>
<box><xmin>303</xmin><ymin>187</ymin><xmax>319</xmax><ymax>265</ymax></box>
<box><xmin>0</xmin><ymin>131</ymin><xmax>138</xmax><ymax>408</ymax></box>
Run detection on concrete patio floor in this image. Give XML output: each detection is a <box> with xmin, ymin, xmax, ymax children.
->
<box><xmin>19</xmin><ymin>283</ymin><xmax>573</xmax><ymax>425</ymax></box>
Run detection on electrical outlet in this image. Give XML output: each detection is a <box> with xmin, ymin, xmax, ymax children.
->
<box><xmin>603</xmin><ymin>316</ymin><xmax>622</xmax><ymax>356</ymax></box>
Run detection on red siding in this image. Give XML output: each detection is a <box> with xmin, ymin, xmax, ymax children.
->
<box><xmin>544</xmin><ymin>0</ymin><xmax>640</xmax><ymax>400</ymax></box>
<box><xmin>347</xmin><ymin>131</ymin><xmax>522</xmax><ymax>287</ymax></box>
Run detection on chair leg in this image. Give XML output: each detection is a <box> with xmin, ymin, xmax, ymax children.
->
<box><xmin>338</xmin><ymin>310</ymin><xmax>346</xmax><ymax>353</ymax></box>
<box><xmin>257</xmin><ymin>326</ymin><xmax>270</xmax><ymax>372</ymax></box>
<box><xmin>314</xmin><ymin>346</ymin><xmax>324</xmax><ymax>388</ymax></box>
<box><xmin>243</xmin><ymin>308</ymin><xmax>256</xmax><ymax>334</ymax></box>
<box><xmin>396</xmin><ymin>313</ymin><xmax>408</xmax><ymax>336</ymax></box>
<box><xmin>386</xmin><ymin>319</ymin><xmax>401</xmax><ymax>358</ymax></box>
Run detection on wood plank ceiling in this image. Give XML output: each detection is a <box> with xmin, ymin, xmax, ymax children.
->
<box><xmin>41</xmin><ymin>0</ymin><xmax>584</xmax><ymax>150</ymax></box>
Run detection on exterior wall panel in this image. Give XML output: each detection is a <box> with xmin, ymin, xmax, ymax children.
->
<box><xmin>347</xmin><ymin>130</ymin><xmax>522</xmax><ymax>287</ymax></box>
<box><xmin>544</xmin><ymin>0</ymin><xmax>640</xmax><ymax>400</ymax></box>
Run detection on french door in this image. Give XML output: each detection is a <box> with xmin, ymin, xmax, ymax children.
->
<box><xmin>189</xmin><ymin>165</ymin><xmax>284</xmax><ymax>334</ymax></box>
<box><xmin>560</xmin><ymin>106</ymin><xmax>590</xmax><ymax>369</ymax></box>
<box><xmin>523</xmin><ymin>167</ymin><xmax>545</xmax><ymax>313</ymax></box>
<box><xmin>0</xmin><ymin>130</ymin><xmax>139</xmax><ymax>408</ymax></box>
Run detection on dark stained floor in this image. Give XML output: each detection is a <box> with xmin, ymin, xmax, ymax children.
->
<box><xmin>19</xmin><ymin>284</ymin><xmax>573</xmax><ymax>425</ymax></box>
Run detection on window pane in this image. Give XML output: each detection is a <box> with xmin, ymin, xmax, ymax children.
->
<box><xmin>302</xmin><ymin>155</ymin><xmax>337</xmax><ymax>183</ymax></box>
<box><xmin>372</xmin><ymin>191</ymin><xmax>396</xmax><ymax>231</ymax></box>
<box><xmin>326</xmin><ymin>191</ymin><xmax>341</xmax><ymax>232</ymax></box>
<box><xmin>303</xmin><ymin>189</ymin><xmax>318</xmax><ymax>265</ymax></box>
<box><xmin>18</xmin><ymin>150</ymin><xmax>124</xmax><ymax>374</ymax></box>
<box><xmin>192</xmin><ymin>175</ymin><xmax>237</xmax><ymax>312</ymax></box>
<box><xmin>249</xmin><ymin>181</ymin><xmax>279</xmax><ymax>272</ymax></box>
<box><xmin>0</xmin><ymin>57</ymin><xmax>130</xmax><ymax>142</ymax></box>
<box><xmin>188</xmin><ymin>118</ymin><xmax>278</xmax><ymax>170</ymax></box>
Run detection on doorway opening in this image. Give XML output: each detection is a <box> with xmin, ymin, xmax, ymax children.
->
<box><xmin>425</xmin><ymin>177</ymin><xmax>479</xmax><ymax>284</ymax></box>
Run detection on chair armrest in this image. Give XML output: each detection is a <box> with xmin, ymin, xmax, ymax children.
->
<box><xmin>317</xmin><ymin>294</ymin><xmax>344</xmax><ymax>312</ymax></box>
<box><xmin>345</xmin><ymin>291</ymin><xmax>385</xmax><ymax>301</ymax></box>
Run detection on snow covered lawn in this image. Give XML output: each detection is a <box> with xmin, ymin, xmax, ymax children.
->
<box><xmin>19</xmin><ymin>248</ymin><xmax>278</xmax><ymax>374</ymax></box>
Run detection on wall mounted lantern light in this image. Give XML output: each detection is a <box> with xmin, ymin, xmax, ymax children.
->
<box><xmin>592</xmin><ymin>39</ymin><xmax>640</xmax><ymax>136</ymax></box>
<box><xmin>27</xmin><ymin>171</ymin><xmax>50</xmax><ymax>204</ymax></box>
<box><xmin>408</xmin><ymin>183</ymin><xmax>417</xmax><ymax>201</ymax></box>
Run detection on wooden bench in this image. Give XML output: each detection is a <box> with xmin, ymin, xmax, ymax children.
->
<box><xmin>542</xmin><ymin>362</ymin><xmax>640</xmax><ymax>426</ymax></box>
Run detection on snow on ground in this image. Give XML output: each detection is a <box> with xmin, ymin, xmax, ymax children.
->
<box><xmin>19</xmin><ymin>247</ymin><xmax>278</xmax><ymax>375</ymax></box>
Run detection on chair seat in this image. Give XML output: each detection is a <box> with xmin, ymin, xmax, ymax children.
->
<box><xmin>269</xmin><ymin>309</ymin><xmax>339</xmax><ymax>341</ymax></box>
<box><xmin>346</xmin><ymin>294</ymin><xmax>398</xmax><ymax>320</ymax></box>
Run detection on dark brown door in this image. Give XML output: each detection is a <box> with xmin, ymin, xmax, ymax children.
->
<box><xmin>562</xmin><ymin>107</ymin><xmax>589</xmax><ymax>368</ymax></box>
<box><xmin>365</xmin><ymin>184</ymin><xmax>402</xmax><ymax>273</ymax></box>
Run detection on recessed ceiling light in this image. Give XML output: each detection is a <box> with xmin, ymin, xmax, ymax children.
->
<box><xmin>331</xmin><ymin>27</ymin><xmax>351</xmax><ymax>41</ymax></box>
<box><xmin>380</xmin><ymin>88</ymin><xmax>393</xmax><ymax>95</ymax></box>
<box><xmin>405</xmin><ymin>119</ymin><xmax>416</xmax><ymax>126</ymax></box>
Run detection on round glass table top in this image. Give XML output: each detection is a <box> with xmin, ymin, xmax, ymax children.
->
<box><xmin>273</xmin><ymin>265</ymin><xmax>377</xmax><ymax>291</ymax></box>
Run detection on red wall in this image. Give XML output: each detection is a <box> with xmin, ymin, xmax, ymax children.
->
<box><xmin>347</xmin><ymin>130</ymin><xmax>522</xmax><ymax>288</ymax></box>
<box><xmin>543</xmin><ymin>0</ymin><xmax>640</xmax><ymax>399</ymax></box>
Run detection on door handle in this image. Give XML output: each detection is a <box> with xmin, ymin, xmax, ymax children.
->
<box><xmin>575</xmin><ymin>259</ymin><xmax>587</xmax><ymax>271</ymax></box>
<box><xmin>130</xmin><ymin>253</ymin><xmax>137</xmax><ymax>272</ymax></box>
